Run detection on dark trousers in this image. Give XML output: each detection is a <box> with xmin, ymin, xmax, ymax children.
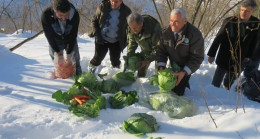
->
<box><xmin>243</xmin><ymin>60</ymin><xmax>259</xmax><ymax>80</ymax></box>
<box><xmin>212</xmin><ymin>66</ymin><xmax>236</xmax><ymax>89</ymax></box>
<box><xmin>172</xmin><ymin>75</ymin><xmax>191</xmax><ymax>96</ymax></box>
<box><xmin>90</xmin><ymin>41</ymin><xmax>121</xmax><ymax>67</ymax></box>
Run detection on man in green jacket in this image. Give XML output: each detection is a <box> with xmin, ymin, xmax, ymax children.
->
<box><xmin>127</xmin><ymin>13</ymin><xmax>161</xmax><ymax>77</ymax></box>
<box><xmin>88</xmin><ymin>0</ymin><xmax>131</xmax><ymax>73</ymax></box>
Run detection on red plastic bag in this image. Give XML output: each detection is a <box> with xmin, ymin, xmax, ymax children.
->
<box><xmin>53</xmin><ymin>53</ymin><xmax>76</xmax><ymax>79</ymax></box>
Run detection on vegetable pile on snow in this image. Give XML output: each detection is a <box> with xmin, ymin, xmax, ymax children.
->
<box><xmin>109</xmin><ymin>90</ymin><xmax>139</xmax><ymax>109</ymax></box>
<box><xmin>122</xmin><ymin>113</ymin><xmax>160</xmax><ymax>136</ymax></box>
<box><xmin>52</xmin><ymin>72</ymin><xmax>106</xmax><ymax>118</ymax></box>
<box><xmin>149</xmin><ymin>92</ymin><xmax>195</xmax><ymax>119</ymax></box>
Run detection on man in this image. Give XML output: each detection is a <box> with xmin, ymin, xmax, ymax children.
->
<box><xmin>207</xmin><ymin>0</ymin><xmax>259</xmax><ymax>90</ymax></box>
<box><xmin>41</xmin><ymin>0</ymin><xmax>82</xmax><ymax>75</ymax></box>
<box><xmin>157</xmin><ymin>8</ymin><xmax>204</xmax><ymax>96</ymax></box>
<box><xmin>88</xmin><ymin>0</ymin><xmax>131</xmax><ymax>73</ymax></box>
<box><xmin>127</xmin><ymin>13</ymin><xmax>161</xmax><ymax>77</ymax></box>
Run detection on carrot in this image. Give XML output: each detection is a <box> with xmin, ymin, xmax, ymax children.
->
<box><xmin>80</xmin><ymin>99</ymin><xmax>86</xmax><ymax>103</ymax></box>
<box><xmin>74</xmin><ymin>97</ymin><xmax>83</xmax><ymax>105</ymax></box>
<box><xmin>73</xmin><ymin>95</ymin><xmax>91</xmax><ymax>99</ymax></box>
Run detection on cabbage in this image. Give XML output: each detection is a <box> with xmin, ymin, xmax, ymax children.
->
<box><xmin>149</xmin><ymin>68</ymin><xmax>177</xmax><ymax>91</ymax></box>
<box><xmin>149</xmin><ymin>92</ymin><xmax>196</xmax><ymax>119</ymax></box>
<box><xmin>112</xmin><ymin>72</ymin><xmax>136</xmax><ymax>87</ymax></box>
<box><xmin>122</xmin><ymin>113</ymin><xmax>159</xmax><ymax>136</ymax></box>
<box><xmin>101</xmin><ymin>79</ymin><xmax>120</xmax><ymax>93</ymax></box>
<box><xmin>77</xmin><ymin>72</ymin><xmax>100</xmax><ymax>90</ymax></box>
<box><xmin>109</xmin><ymin>90</ymin><xmax>139</xmax><ymax>109</ymax></box>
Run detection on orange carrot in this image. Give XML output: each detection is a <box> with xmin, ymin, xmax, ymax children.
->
<box><xmin>74</xmin><ymin>97</ymin><xmax>83</xmax><ymax>105</ymax></box>
<box><xmin>73</xmin><ymin>95</ymin><xmax>91</xmax><ymax>99</ymax></box>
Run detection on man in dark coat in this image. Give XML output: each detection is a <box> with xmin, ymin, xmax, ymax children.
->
<box><xmin>88</xmin><ymin>0</ymin><xmax>131</xmax><ymax>73</ymax></box>
<box><xmin>41</xmin><ymin>0</ymin><xmax>82</xmax><ymax>75</ymax></box>
<box><xmin>157</xmin><ymin>8</ymin><xmax>204</xmax><ymax>96</ymax></box>
<box><xmin>207</xmin><ymin>0</ymin><xmax>259</xmax><ymax>90</ymax></box>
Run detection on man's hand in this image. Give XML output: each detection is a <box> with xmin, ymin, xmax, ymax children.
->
<box><xmin>56</xmin><ymin>53</ymin><xmax>64</xmax><ymax>66</ymax></box>
<box><xmin>137</xmin><ymin>60</ymin><xmax>150</xmax><ymax>70</ymax></box>
<box><xmin>173</xmin><ymin>71</ymin><xmax>186</xmax><ymax>86</ymax></box>
<box><xmin>208</xmin><ymin>57</ymin><xmax>215</xmax><ymax>64</ymax></box>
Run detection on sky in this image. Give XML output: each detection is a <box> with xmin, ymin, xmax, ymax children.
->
<box><xmin>0</xmin><ymin>31</ymin><xmax>260</xmax><ymax>139</ymax></box>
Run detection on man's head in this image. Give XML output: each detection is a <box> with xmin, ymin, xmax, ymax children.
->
<box><xmin>110</xmin><ymin>0</ymin><xmax>123</xmax><ymax>10</ymax></box>
<box><xmin>240</xmin><ymin>0</ymin><xmax>257</xmax><ymax>21</ymax></box>
<box><xmin>169</xmin><ymin>8</ymin><xmax>187</xmax><ymax>33</ymax></box>
<box><xmin>127</xmin><ymin>13</ymin><xmax>144</xmax><ymax>34</ymax></box>
<box><xmin>52</xmin><ymin>0</ymin><xmax>71</xmax><ymax>21</ymax></box>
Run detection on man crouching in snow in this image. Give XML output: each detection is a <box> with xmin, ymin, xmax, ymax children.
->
<box><xmin>157</xmin><ymin>8</ymin><xmax>204</xmax><ymax>96</ymax></box>
<box><xmin>41</xmin><ymin>0</ymin><xmax>82</xmax><ymax>76</ymax></box>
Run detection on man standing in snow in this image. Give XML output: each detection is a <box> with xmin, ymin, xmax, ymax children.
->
<box><xmin>207</xmin><ymin>0</ymin><xmax>259</xmax><ymax>90</ymax></box>
<box><xmin>41</xmin><ymin>0</ymin><xmax>82</xmax><ymax>75</ymax></box>
<box><xmin>157</xmin><ymin>8</ymin><xmax>204</xmax><ymax>96</ymax></box>
<box><xmin>88</xmin><ymin>0</ymin><xmax>131</xmax><ymax>73</ymax></box>
<box><xmin>126</xmin><ymin>13</ymin><xmax>161</xmax><ymax>77</ymax></box>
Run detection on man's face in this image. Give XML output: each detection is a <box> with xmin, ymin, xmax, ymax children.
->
<box><xmin>110</xmin><ymin>0</ymin><xmax>123</xmax><ymax>9</ymax></box>
<box><xmin>129</xmin><ymin>21</ymin><xmax>143</xmax><ymax>34</ymax></box>
<box><xmin>54</xmin><ymin>10</ymin><xmax>69</xmax><ymax>21</ymax></box>
<box><xmin>169</xmin><ymin>13</ymin><xmax>187</xmax><ymax>33</ymax></box>
<box><xmin>240</xmin><ymin>6</ymin><xmax>254</xmax><ymax>21</ymax></box>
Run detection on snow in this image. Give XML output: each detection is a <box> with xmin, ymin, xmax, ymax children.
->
<box><xmin>0</xmin><ymin>31</ymin><xmax>260</xmax><ymax>139</ymax></box>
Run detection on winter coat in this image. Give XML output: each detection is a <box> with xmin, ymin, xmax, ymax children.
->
<box><xmin>157</xmin><ymin>22</ymin><xmax>204</xmax><ymax>74</ymax></box>
<box><xmin>252</xmin><ymin>29</ymin><xmax>260</xmax><ymax>62</ymax></box>
<box><xmin>41</xmin><ymin>4</ymin><xmax>79</xmax><ymax>54</ymax></box>
<box><xmin>88</xmin><ymin>0</ymin><xmax>131</xmax><ymax>51</ymax></box>
<box><xmin>207</xmin><ymin>16</ymin><xmax>259</xmax><ymax>71</ymax></box>
<box><xmin>127</xmin><ymin>15</ymin><xmax>161</xmax><ymax>61</ymax></box>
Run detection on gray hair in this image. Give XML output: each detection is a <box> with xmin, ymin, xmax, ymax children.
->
<box><xmin>127</xmin><ymin>13</ymin><xmax>144</xmax><ymax>25</ymax></box>
<box><xmin>170</xmin><ymin>8</ymin><xmax>187</xmax><ymax>19</ymax></box>
<box><xmin>241</xmin><ymin>0</ymin><xmax>258</xmax><ymax>10</ymax></box>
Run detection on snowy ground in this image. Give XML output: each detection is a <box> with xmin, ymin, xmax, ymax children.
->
<box><xmin>0</xmin><ymin>31</ymin><xmax>260</xmax><ymax>139</ymax></box>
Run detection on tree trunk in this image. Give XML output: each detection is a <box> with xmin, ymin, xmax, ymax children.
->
<box><xmin>10</xmin><ymin>30</ymin><xmax>43</xmax><ymax>51</ymax></box>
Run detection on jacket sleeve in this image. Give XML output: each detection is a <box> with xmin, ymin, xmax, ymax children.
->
<box><xmin>65</xmin><ymin>11</ymin><xmax>79</xmax><ymax>54</ymax></box>
<box><xmin>186</xmin><ymin>31</ymin><xmax>204</xmax><ymax>73</ymax></box>
<box><xmin>157</xmin><ymin>35</ymin><xmax>169</xmax><ymax>67</ymax></box>
<box><xmin>146</xmin><ymin>23</ymin><xmax>161</xmax><ymax>61</ymax></box>
<box><xmin>127</xmin><ymin>31</ymin><xmax>138</xmax><ymax>55</ymax></box>
<box><xmin>89</xmin><ymin>3</ymin><xmax>102</xmax><ymax>37</ymax></box>
<box><xmin>41</xmin><ymin>9</ymin><xmax>60</xmax><ymax>53</ymax></box>
<box><xmin>207</xmin><ymin>19</ymin><xmax>229</xmax><ymax>57</ymax></box>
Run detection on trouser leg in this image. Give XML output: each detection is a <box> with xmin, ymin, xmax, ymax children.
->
<box><xmin>71</xmin><ymin>43</ymin><xmax>82</xmax><ymax>75</ymax></box>
<box><xmin>223</xmin><ymin>71</ymin><xmax>237</xmax><ymax>90</ymax></box>
<box><xmin>90</xmin><ymin>42</ymin><xmax>108</xmax><ymax>66</ymax></box>
<box><xmin>211</xmin><ymin>66</ymin><xmax>227</xmax><ymax>87</ymax></box>
<box><xmin>108</xmin><ymin>42</ymin><xmax>121</xmax><ymax>67</ymax></box>
<box><xmin>173</xmin><ymin>75</ymin><xmax>191</xmax><ymax>96</ymax></box>
<box><xmin>137</xmin><ymin>62</ymin><xmax>151</xmax><ymax>77</ymax></box>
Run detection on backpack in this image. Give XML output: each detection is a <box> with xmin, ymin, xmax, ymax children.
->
<box><xmin>242</xmin><ymin>70</ymin><xmax>260</xmax><ymax>103</ymax></box>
